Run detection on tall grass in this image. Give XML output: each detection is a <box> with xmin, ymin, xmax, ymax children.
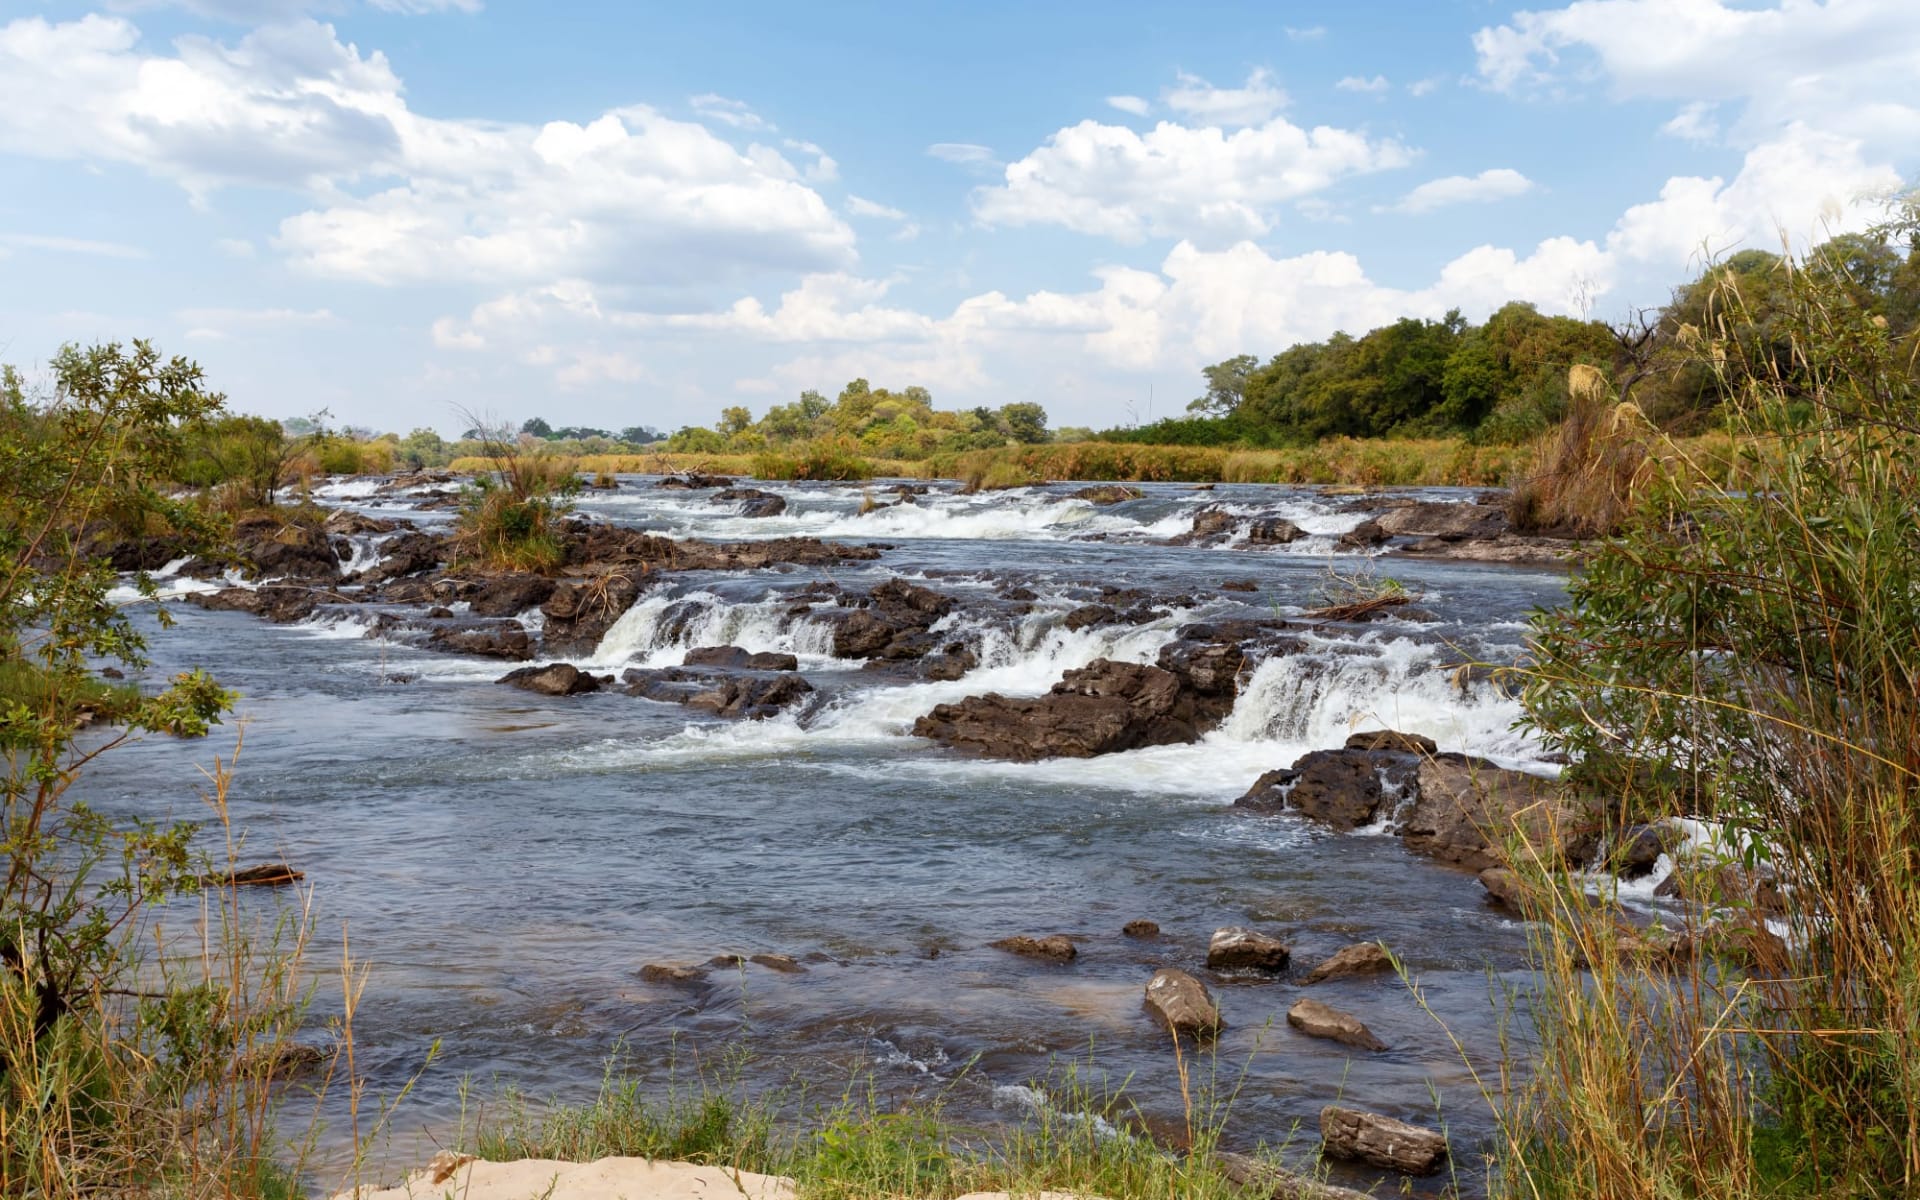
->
<box><xmin>451</xmin><ymin>422</ymin><xmax>578</xmax><ymax>574</ymax></box>
<box><xmin>750</xmin><ymin>439</ymin><xmax>875</xmax><ymax>481</ymax></box>
<box><xmin>1495</xmin><ymin>235</ymin><xmax>1920</xmax><ymax>1198</ymax></box>
<box><xmin>935</xmin><ymin>437</ymin><xmax>1539</xmax><ymax>488</ymax></box>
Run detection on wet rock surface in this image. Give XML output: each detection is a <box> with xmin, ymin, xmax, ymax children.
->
<box><xmin>911</xmin><ymin>659</ymin><xmax>1201</xmax><ymax>760</ymax></box>
<box><xmin>623</xmin><ymin>667</ymin><xmax>816</xmax><ymax>720</ymax></box>
<box><xmin>1287</xmin><ymin>998</ymin><xmax>1387</xmax><ymax>1051</ymax></box>
<box><xmin>989</xmin><ymin>935</ymin><xmax>1077</xmax><ymax>962</ymax></box>
<box><xmin>1319</xmin><ymin>1106</ymin><xmax>1448</xmax><ymax>1175</ymax></box>
<box><xmin>1143</xmin><ymin>967</ymin><xmax>1222</xmax><ymax>1038</ymax></box>
<box><xmin>497</xmin><ymin>663</ymin><xmax>603</xmax><ymax>696</ymax></box>
<box><xmin>1207</xmin><ymin>926</ymin><xmax>1291</xmax><ymax>972</ymax></box>
<box><xmin>1303</xmin><ymin>942</ymin><xmax>1394</xmax><ymax>984</ymax></box>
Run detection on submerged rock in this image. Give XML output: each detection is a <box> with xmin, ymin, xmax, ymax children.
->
<box><xmin>1122</xmin><ymin>919</ymin><xmax>1161</xmax><ymax>939</ymax></box>
<box><xmin>712</xmin><ymin>487</ymin><xmax>787</xmax><ymax>518</ymax></box>
<box><xmin>623</xmin><ymin>667</ymin><xmax>815</xmax><ymax>720</ymax></box>
<box><xmin>1287</xmin><ymin>998</ymin><xmax>1386</xmax><ymax>1051</ymax></box>
<box><xmin>1143</xmin><ymin>967</ymin><xmax>1222</xmax><ymax>1039</ymax></box>
<box><xmin>989</xmin><ymin>935</ymin><xmax>1077</xmax><ymax>962</ymax></box>
<box><xmin>1212</xmin><ymin>1151</ymin><xmax>1374</xmax><ymax>1200</ymax></box>
<box><xmin>1319</xmin><ymin>1106</ymin><xmax>1447</xmax><ymax>1175</ymax></box>
<box><xmin>426</xmin><ymin>619</ymin><xmax>533</xmax><ymax>660</ymax></box>
<box><xmin>1073</xmin><ymin>484</ymin><xmax>1144</xmax><ymax>505</ymax></box>
<box><xmin>638</xmin><ymin>963</ymin><xmax>708</xmax><ymax>985</ymax></box>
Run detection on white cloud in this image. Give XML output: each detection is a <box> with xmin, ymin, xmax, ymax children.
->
<box><xmin>1335</xmin><ymin>75</ymin><xmax>1391</xmax><ymax>94</ymax></box>
<box><xmin>690</xmin><ymin>93</ymin><xmax>772</xmax><ymax>131</ymax></box>
<box><xmin>0</xmin><ymin>232</ymin><xmax>148</xmax><ymax>258</ymax></box>
<box><xmin>971</xmin><ymin>110</ymin><xmax>1412</xmax><ymax>243</ymax></box>
<box><xmin>1164</xmin><ymin>69</ymin><xmax>1287</xmax><ymax>127</ymax></box>
<box><xmin>1388</xmin><ymin>168</ymin><xmax>1536</xmax><ymax>213</ymax></box>
<box><xmin>1473</xmin><ymin>0</ymin><xmax>1920</xmax><ymax>149</ymax></box>
<box><xmin>214</xmin><ymin>236</ymin><xmax>256</xmax><ymax>257</ymax></box>
<box><xmin>176</xmin><ymin>305</ymin><xmax>335</xmax><ymax>324</ymax></box>
<box><xmin>0</xmin><ymin>17</ymin><xmax>858</xmax><ymax>289</ymax></box>
<box><xmin>1661</xmin><ymin>100</ymin><xmax>1720</xmax><ymax>144</ymax></box>
<box><xmin>927</xmin><ymin>142</ymin><xmax>997</xmax><ymax>166</ymax></box>
<box><xmin>1106</xmin><ymin>94</ymin><xmax>1151</xmax><ymax>117</ymax></box>
<box><xmin>846</xmin><ymin>195</ymin><xmax>906</xmax><ymax>221</ymax></box>
<box><xmin>1285</xmin><ymin>25</ymin><xmax>1326</xmax><ymax>41</ymax></box>
<box><xmin>368</xmin><ymin>0</ymin><xmax>482</xmax><ymax>12</ymax></box>
<box><xmin>1407</xmin><ymin>75</ymin><xmax>1446</xmax><ymax>97</ymax></box>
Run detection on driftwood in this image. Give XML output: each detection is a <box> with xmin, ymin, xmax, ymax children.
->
<box><xmin>1301</xmin><ymin>592</ymin><xmax>1413</xmax><ymax>622</ymax></box>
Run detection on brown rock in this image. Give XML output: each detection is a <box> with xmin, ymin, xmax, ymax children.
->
<box><xmin>1318</xmin><ymin>1105</ymin><xmax>1447</xmax><ymax>1175</ymax></box>
<box><xmin>1073</xmin><ymin>485</ymin><xmax>1144</xmax><ymax>505</ymax></box>
<box><xmin>749</xmin><ymin>953</ymin><xmax>807</xmax><ymax>974</ymax></box>
<box><xmin>1287</xmin><ymin>998</ymin><xmax>1387</xmax><ymax>1051</ymax></box>
<box><xmin>1207</xmin><ymin>926</ymin><xmax>1291</xmax><ymax>972</ymax></box>
<box><xmin>1235</xmin><ymin>748</ymin><xmax>1417</xmax><ymax>830</ymax></box>
<box><xmin>1478</xmin><ymin>866</ymin><xmax>1528</xmax><ymax>910</ymax></box>
<box><xmin>639</xmin><ymin>964</ymin><xmax>708</xmax><ymax>985</ymax></box>
<box><xmin>990</xmin><ymin>935</ymin><xmax>1077</xmax><ymax>963</ymax></box>
<box><xmin>1144</xmin><ymin>967</ymin><xmax>1222</xmax><ymax>1039</ymax></box>
<box><xmin>1374</xmin><ymin>501</ymin><xmax>1507</xmax><ymax>541</ymax></box>
<box><xmin>469</xmin><ymin>573</ymin><xmax>557</xmax><ymax>617</ymax></box>
<box><xmin>1122</xmin><ymin>919</ymin><xmax>1161</xmax><ymax>939</ymax></box>
<box><xmin>1303</xmin><ymin>942</ymin><xmax>1393</xmax><ymax>984</ymax></box>
<box><xmin>682</xmin><ymin>645</ymin><xmax>801</xmax><ymax>672</ymax></box>
<box><xmin>912</xmin><ymin>659</ymin><xmax>1203</xmax><ymax>760</ymax></box>
<box><xmin>1402</xmin><ymin>754</ymin><xmax>1581</xmax><ymax>870</ymax></box>
<box><xmin>1337</xmin><ymin>519</ymin><xmax>1389</xmax><ymax>548</ymax></box>
<box><xmin>1343</xmin><ymin>729</ymin><xmax>1438</xmax><ymax>755</ymax></box>
<box><xmin>497</xmin><ymin>662</ymin><xmax>602</xmax><ymax>696</ymax></box>
<box><xmin>426</xmin><ymin>619</ymin><xmax>533</xmax><ymax>660</ymax></box>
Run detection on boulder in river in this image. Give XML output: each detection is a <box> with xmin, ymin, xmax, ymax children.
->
<box><xmin>1319</xmin><ymin>1106</ymin><xmax>1448</xmax><ymax>1175</ymax></box>
<box><xmin>427</xmin><ymin>619</ymin><xmax>533</xmax><ymax>660</ymax></box>
<box><xmin>1234</xmin><ymin>748</ymin><xmax>1417</xmax><ymax>831</ymax></box>
<box><xmin>184</xmin><ymin>585</ymin><xmax>321</xmax><ymax>625</ymax></box>
<box><xmin>1338</xmin><ymin>519</ymin><xmax>1390</xmax><ymax>548</ymax></box>
<box><xmin>912</xmin><ymin>659</ymin><xmax>1201</xmax><ymax>760</ymax></box>
<box><xmin>1073</xmin><ymin>484</ymin><xmax>1144</xmax><ymax>505</ymax></box>
<box><xmin>682</xmin><ymin>645</ymin><xmax>800</xmax><ymax>672</ymax></box>
<box><xmin>1246</xmin><ymin>517</ymin><xmax>1305</xmax><ymax>545</ymax></box>
<box><xmin>1122</xmin><ymin>919</ymin><xmax>1160</xmax><ymax>939</ymax></box>
<box><xmin>1212</xmin><ymin>1151</ymin><xmax>1374</xmax><ymax>1200</ymax></box>
<box><xmin>231</xmin><ymin>513</ymin><xmax>341</xmax><ymax>581</ymax></box>
<box><xmin>827</xmin><ymin>579</ymin><xmax>957</xmax><ymax>660</ymax></box>
<box><xmin>1287</xmin><ymin>998</ymin><xmax>1387</xmax><ymax>1051</ymax></box>
<box><xmin>1207</xmin><ymin>927</ymin><xmax>1291</xmax><ymax>972</ymax></box>
<box><xmin>497</xmin><ymin>663</ymin><xmax>602</xmax><ymax>696</ymax></box>
<box><xmin>1401</xmin><ymin>754</ymin><xmax>1581</xmax><ymax>871</ymax></box>
<box><xmin>989</xmin><ymin>935</ymin><xmax>1077</xmax><ymax>962</ymax></box>
<box><xmin>1374</xmin><ymin>501</ymin><xmax>1507</xmax><ymax>542</ymax></box>
<box><xmin>1343</xmin><ymin>729</ymin><xmax>1437</xmax><ymax>755</ymax></box>
<box><xmin>711</xmin><ymin>487</ymin><xmax>787</xmax><ymax>518</ymax></box>
<box><xmin>1303</xmin><ymin>942</ymin><xmax>1394</xmax><ymax>984</ymax></box>
<box><xmin>656</xmin><ymin>473</ymin><xmax>733</xmax><ymax>490</ymax></box>
<box><xmin>469</xmin><ymin>573</ymin><xmax>557</xmax><ymax>617</ymax></box>
<box><xmin>1143</xmin><ymin>967</ymin><xmax>1222</xmax><ymax>1039</ymax></box>
<box><xmin>540</xmin><ymin>573</ymin><xmax>643</xmax><ymax>657</ymax></box>
<box><xmin>638</xmin><ymin>963</ymin><xmax>708</xmax><ymax>985</ymax></box>
<box><xmin>624</xmin><ymin>667</ymin><xmax>815</xmax><ymax>720</ymax></box>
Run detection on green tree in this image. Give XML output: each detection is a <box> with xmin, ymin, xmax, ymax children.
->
<box><xmin>997</xmin><ymin>402</ymin><xmax>1049</xmax><ymax>444</ymax></box>
<box><xmin>1187</xmin><ymin>354</ymin><xmax>1259</xmax><ymax>416</ymax></box>
<box><xmin>520</xmin><ymin>416</ymin><xmax>554</xmax><ymax>438</ymax></box>
<box><xmin>718</xmin><ymin>406</ymin><xmax>753</xmax><ymax>437</ymax></box>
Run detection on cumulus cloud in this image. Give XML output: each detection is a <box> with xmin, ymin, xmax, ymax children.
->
<box><xmin>1387</xmin><ymin>167</ymin><xmax>1536</xmax><ymax>213</ymax></box>
<box><xmin>1661</xmin><ymin>100</ymin><xmax>1721</xmax><ymax>144</ymax></box>
<box><xmin>691</xmin><ymin>93</ymin><xmax>772</xmax><ymax>131</ymax></box>
<box><xmin>1164</xmin><ymin>69</ymin><xmax>1287</xmax><ymax>127</ymax></box>
<box><xmin>971</xmin><ymin>110</ymin><xmax>1412</xmax><ymax>243</ymax></box>
<box><xmin>1335</xmin><ymin>75</ymin><xmax>1391</xmax><ymax>94</ymax></box>
<box><xmin>1473</xmin><ymin>0</ymin><xmax>1920</xmax><ymax>149</ymax></box>
<box><xmin>0</xmin><ymin>16</ymin><xmax>856</xmax><ymax>289</ymax></box>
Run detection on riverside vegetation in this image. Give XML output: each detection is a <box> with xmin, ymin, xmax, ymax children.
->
<box><xmin>4</xmin><ymin>198</ymin><xmax>1918</xmax><ymax>1198</ymax></box>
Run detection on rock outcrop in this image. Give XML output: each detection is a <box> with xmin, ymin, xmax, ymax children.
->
<box><xmin>912</xmin><ymin>659</ymin><xmax>1200</xmax><ymax>760</ymax></box>
<box><xmin>623</xmin><ymin>668</ymin><xmax>815</xmax><ymax>720</ymax></box>
<box><xmin>1206</xmin><ymin>927</ymin><xmax>1291</xmax><ymax>972</ymax></box>
<box><xmin>497</xmin><ymin>663</ymin><xmax>602</xmax><ymax>696</ymax></box>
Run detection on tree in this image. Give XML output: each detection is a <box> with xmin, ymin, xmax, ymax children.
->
<box><xmin>619</xmin><ymin>425</ymin><xmax>663</xmax><ymax>445</ymax></box>
<box><xmin>1188</xmin><ymin>354</ymin><xmax>1259</xmax><ymax>416</ymax></box>
<box><xmin>997</xmin><ymin>402</ymin><xmax>1049</xmax><ymax>444</ymax></box>
<box><xmin>2</xmin><ymin>342</ymin><xmax>253</xmax><ymax>1190</ymax></box>
<box><xmin>520</xmin><ymin>416</ymin><xmax>553</xmax><ymax>438</ymax></box>
<box><xmin>718</xmin><ymin>406</ymin><xmax>753</xmax><ymax>437</ymax></box>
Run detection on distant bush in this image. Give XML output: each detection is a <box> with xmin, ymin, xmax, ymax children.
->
<box><xmin>750</xmin><ymin>440</ymin><xmax>873</xmax><ymax>481</ymax></box>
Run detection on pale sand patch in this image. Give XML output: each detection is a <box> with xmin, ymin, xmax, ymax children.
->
<box><xmin>332</xmin><ymin>1156</ymin><xmax>1111</xmax><ymax>1200</ymax></box>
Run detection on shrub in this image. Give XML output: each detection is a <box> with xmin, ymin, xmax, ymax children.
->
<box><xmin>452</xmin><ymin>421</ymin><xmax>578</xmax><ymax>573</ymax></box>
<box><xmin>1507</xmin><ymin>364</ymin><xmax>1663</xmax><ymax>538</ymax></box>
<box><xmin>749</xmin><ymin>439</ymin><xmax>873</xmax><ymax>481</ymax></box>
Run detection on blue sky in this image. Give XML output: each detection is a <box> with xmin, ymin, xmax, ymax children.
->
<box><xmin>1</xmin><ymin>0</ymin><xmax>1915</xmax><ymax>435</ymax></box>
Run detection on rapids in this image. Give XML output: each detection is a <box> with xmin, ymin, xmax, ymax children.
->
<box><xmin>79</xmin><ymin>476</ymin><xmax>1572</xmax><ymax>1194</ymax></box>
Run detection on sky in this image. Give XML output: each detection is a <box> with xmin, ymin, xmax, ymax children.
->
<box><xmin>0</xmin><ymin>0</ymin><xmax>1916</xmax><ymax>437</ymax></box>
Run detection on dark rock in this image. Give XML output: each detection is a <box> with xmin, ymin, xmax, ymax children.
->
<box><xmin>497</xmin><ymin>663</ymin><xmax>601</xmax><ymax>696</ymax></box>
<box><xmin>99</xmin><ymin>666</ymin><xmax>125</xmax><ymax>680</ymax></box>
<box><xmin>324</xmin><ymin>510</ymin><xmax>403</xmax><ymax>536</ymax></box>
<box><xmin>1338</xmin><ymin>519</ymin><xmax>1390</xmax><ymax>548</ymax></box>
<box><xmin>826</xmin><ymin>579</ymin><xmax>957</xmax><ymax>660</ymax></box>
<box><xmin>712</xmin><ymin>487</ymin><xmax>787</xmax><ymax>518</ymax></box>
<box><xmin>912</xmin><ymin>659</ymin><xmax>1202</xmax><ymax>760</ymax></box>
<box><xmin>1319</xmin><ymin>1106</ymin><xmax>1447</xmax><ymax>1175</ymax></box>
<box><xmin>1303</xmin><ymin>942</ymin><xmax>1394</xmax><ymax>984</ymax></box>
<box><xmin>231</xmin><ymin>514</ymin><xmax>341</xmax><ymax>581</ymax></box>
<box><xmin>990</xmin><ymin>935</ymin><xmax>1077</xmax><ymax>962</ymax></box>
<box><xmin>1002</xmin><ymin>586</ymin><xmax>1038</xmax><ymax>602</ymax></box>
<box><xmin>683</xmin><ymin>645</ymin><xmax>801</xmax><ymax>672</ymax></box>
<box><xmin>657</xmin><ymin>473</ymin><xmax>733</xmax><ymax>490</ymax></box>
<box><xmin>624</xmin><ymin>668</ymin><xmax>814</xmax><ymax>720</ymax></box>
<box><xmin>1236</xmin><ymin>748</ymin><xmax>1418</xmax><ymax>831</ymax></box>
<box><xmin>1220</xmin><ymin>578</ymin><xmax>1259</xmax><ymax>592</ymax></box>
<box><xmin>426</xmin><ymin>619</ymin><xmax>533</xmax><ymax>660</ymax></box>
<box><xmin>540</xmin><ymin>574</ymin><xmax>643</xmax><ymax>657</ymax></box>
<box><xmin>469</xmin><ymin>573</ymin><xmax>557</xmax><ymax>617</ymax></box>
<box><xmin>1122</xmin><ymin>919</ymin><xmax>1160</xmax><ymax>938</ymax></box>
<box><xmin>1478</xmin><ymin>866</ymin><xmax>1528</xmax><ymax>911</ymax></box>
<box><xmin>1374</xmin><ymin>502</ymin><xmax>1508</xmax><ymax>541</ymax></box>
<box><xmin>1246</xmin><ymin>517</ymin><xmax>1305</xmax><ymax>544</ymax></box>
<box><xmin>1189</xmin><ymin>508</ymin><xmax>1237</xmax><ymax>539</ymax></box>
<box><xmin>1288</xmin><ymin>998</ymin><xmax>1386</xmax><ymax>1051</ymax></box>
<box><xmin>363</xmin><ymin>530</ymin><xmax>448</xmax><ymax>581</ymax></box>
<box><xmin>183</xmin><ymin>585</ymin><xmax>321</xmax><ymax>624</ymax></box>
<box><xmin>1062</xmin><ymin>603</ymin><xmax>1118</xmax><ymax>631</ymax></box>
<box><xmin>1144</xmin><ymin>967</ymin><xmax>1222</xmax><ymax>1038</ymax></box>
<box><xmin>1343</xmin><ymin>729</ymin><xmax>1438</xmax><ymax>755</ymax></box>
<box><xmin>1073</xmin><ymin>485</ymin><xmax>1144</xmax><ymax>505</ymax></box>
<box><xmin>919</xmin><ymin>647</ymin><xmax>979</xmax><ymax>681</ymax></box>
<box><xmin>200</xmin><ymin>863</ymin><xmax>303</xmax><ymax>888</ymax></box>
<box><xmin>1207</xmin><ymin>927</ymin><xmax>1290</xmax><ymax>972</ymax></box>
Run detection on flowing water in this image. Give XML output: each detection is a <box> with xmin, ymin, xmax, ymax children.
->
<box><xmin>82</xmin><ymin>477</ymin><xmax>1574</xmax><ymax>1193</ymax></box>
